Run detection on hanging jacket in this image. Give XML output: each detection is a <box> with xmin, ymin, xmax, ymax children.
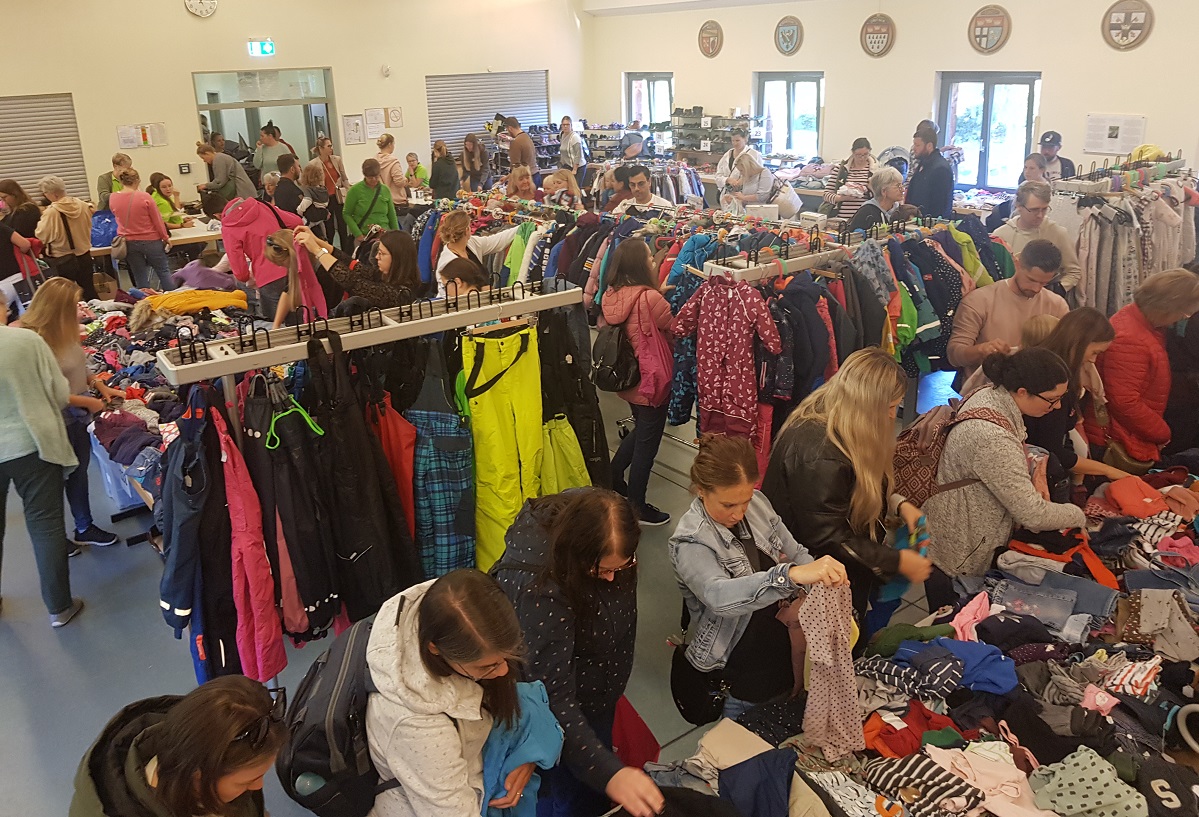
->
<box><xmin>1087</xmin><ymin>303</ymin><xmax>1172</xmax><ymax>462</ymax></box>
<box><xmin>219</xmin><ymin>196</ymin><xmax>329</xmax><ymax>316</ymax></box>
<box><xmin>69</xmin><ymin>696</ymin><xmax>265</xmax><ymax>817</ymax></box>
<box><xmin>672</xmin><ymin>275</ymin><xmax>781</xmax><ymax>428</ymax></box>
<box><xmin>366</xmin><ymin>583</ymin><xmax>493</xmax><ymax>817</ymax></box>
<box><xmin>210</xmin><ymin>409</ymin><xmax>287</xmax><ymax>684</ymax></box>
<box><xmin>492</xmin><ymin>494</ymin><xmax>638</xmax><ymax>796</ymax></box>
<box><xmin>600</xmin><ymin>284</ymin><xmax>673</xmax><ymax>406</ymax></box>
<box><xmin>777</xmin><ymin>273</ymin><xmax>830</xmax><ymax>404</ymax></box>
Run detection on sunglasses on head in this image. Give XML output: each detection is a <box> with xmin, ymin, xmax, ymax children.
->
<box><xmin>234</xmin><ymin>687</ymin><xmax>286</xmax><ymax>750</ymax></box>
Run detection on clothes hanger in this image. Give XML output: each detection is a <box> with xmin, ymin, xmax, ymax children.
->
<box><xmin>264</xmin><ymin>396</ymin><xmax>325</xmax><ymax>449</ymax></box>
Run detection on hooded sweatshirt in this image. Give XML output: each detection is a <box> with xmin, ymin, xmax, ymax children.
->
<box><xmin>69</xmin><ymin>696</ymin><xmax>265</xmax><ymax>817</ymax></box>
<box><xmin>36</xmin><ymin>196</ymin><xmax>94</xmax><ymax>258</ymax></box>
<box><xmin>491</xmin><ymin>493</ymin><xmax>638</xmax><ymax>795</ymax></box>
<box><xmin>377</xmin><ymin>151</ymin><xmax>408</xmax><ymax>205</ymax></box>
<box><xmin>366</xmin><ymin>581</ymin><xmax>493</xmax><ymax>817</ymax></box>
<box><xmin>599</xmin><ymin>284</ymin><xmax>673</xmax><ymax>406</ymax></box>
<box><xmin>220</xmin><ymin>197</ymin><xmax>327</xmax><ymax>315</ymax></box>
<box><xmin>992</xmin><ymin>216</ymin><xmax>1083</xmax><ymax>292</ymax></box>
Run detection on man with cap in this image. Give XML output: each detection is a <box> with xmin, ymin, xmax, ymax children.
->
<box><xmin>1038</xmin><ymin>131</ymin><xmax>1076</xmax><ymax>182</ymax></box>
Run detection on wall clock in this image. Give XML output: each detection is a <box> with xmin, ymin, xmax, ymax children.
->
<box><xmin>185</xmin><ymin>0</ymin><xmax>218</xmax><ymax>18</ymax></box>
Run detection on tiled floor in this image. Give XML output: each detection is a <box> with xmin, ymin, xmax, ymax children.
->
<box><xmin>1</xmin><ymin>383</ymin><xmax>937</xmax><ymax>816</ymax></box>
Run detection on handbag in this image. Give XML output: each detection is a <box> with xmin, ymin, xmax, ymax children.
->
<box><xmin>669</xmin><ymin>641</ymin><xmax>727</xmax><ymax>726</ymax></box>
<box><xmin>109</xmin><ymin>194</ymin><xmax>136</xmax><ymax>261</ymax></box>
<box><xmin>634</xmin><ymin>290</ymin><xmax>672</xmax><ymax>406</ymax></box>
<box><xmin>1103</xmin><ymin>440</ymin><xmax>1153</xmax><ymax>476</ymax></box>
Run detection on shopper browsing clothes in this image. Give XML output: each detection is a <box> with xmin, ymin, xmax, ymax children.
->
<box><xmin>292</xmin><ymin>225</ymin><xmax>420</xmax><ymax>309</ymax></box>
<box><xmin>822</xmin><ymin>137</ymin><xmax>878</xmax><ymax>222</ymax></box>
<box><xmin>609</xmin><ymin>166</ymin><xmax>673</xmax><ymax>215</ymax></box>
<box><xmin>1037</xmin><ymin>130</ymin><xmax>1077</xmax><ymax>182</ymax></box>
<box><xmin>22</xmin><ymin>278</ymin><xmax>123</xmax><ymax>549</ymax></box>
<box><xmin>35</xmin><ymin>175</ymin><xmax>99</xmax><ymax>300</ymax></box>
<box><xmin>366</xmin><ymin>570</ymin><xmax>536</xmax><ymax>817</ymax></box>
<box><xmin>905</xmin><ymin>125</ymin><xmax>954</xmax><ymax>219</ymax></box>
<box><xmin>0</xmin><ymin>321</ymin><xmax>84</xmax><ymax>627</ymax></box>
<box><xmin>70</xmin><ymin>676</ymin><xmax>285</xmax><ymax>817</ymax></box>
<box><xmin>110</xmin><ymin>168</ymin><xmax>176</xmax><ymax>291</ymax></box>
<box><xmin>461</xmin><ymin>133</ymin><xmax>493</xmax><ymax>193</ymax></box>
<box><xmin>375</xmin><ymin>133</ymin><xmax>410</xmax><ymax>214</ymax></box>
<box><xmin>96</xmin><ymin>152</ymin><xmax>132</xmax><ymax>212</ymax></box>
<box><xmin>601</xmin><ymin>238</ymin><xmax>674</xmax><ymax>526</ymax></box>
<box><xmin>671</xmin><ymin>434</ymin><xmax>848</xmax><ymax>721</ymax></box>
<box><xmin>992</xmin><ymin>180</ymin><xmax>1083</xmax><ymax>292</ymax></box>
<box><xmin>492</xmin><ymin>488</ymin><xmax>666</xmax><ymax>817</ymax></box>
<box><xmin>344</xmin><ymin>159</ymin><xmax>399</xmax><ymax>242</ymax></box>
<box><xmin>763</xmin><ymin>348</ymin><xmax>932</xmax><ymax>630</ymax></box>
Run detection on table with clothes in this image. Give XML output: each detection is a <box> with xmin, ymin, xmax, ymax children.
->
<box><xmin>642</xmin><ymin>473</ymin><xmax>1199</xmax><ymax>817</ymax></box>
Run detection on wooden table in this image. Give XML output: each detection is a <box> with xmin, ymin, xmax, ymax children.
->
<box><xmin>91</xmin><ymin>223</ymin><xmax>223</xmax><ymax>257</ymax></box>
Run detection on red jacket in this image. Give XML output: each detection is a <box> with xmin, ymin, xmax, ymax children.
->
<box><xmin>600</xmin><ymin>284</ymin><xmax>673</xmax><ymax>406</ymax></box>
<box><xmin>1087</xmin><ymin>303</ymin><xmax>1172</xmax><ymax>462</ymax></box>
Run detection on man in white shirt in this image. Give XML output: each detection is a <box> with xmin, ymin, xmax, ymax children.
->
<box><xmin>714</xmin><ymin>128</ymin><xmax>762</xmax><ymax>191</ymax></box>
<box><xmin>558</xmin><ymin>116</ymin><xmax>587</xmax><ymax>189</ymax></box>
<box><xmin>611</xmin><ymin>166</ymin><xmax>673</xmax><ymax>214</ymax></box>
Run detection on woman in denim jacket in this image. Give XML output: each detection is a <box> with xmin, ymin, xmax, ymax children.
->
<box><xmin>670</xmin><ymin>434</ymin><xmax>848</xmax><ymax>720</ymax></box>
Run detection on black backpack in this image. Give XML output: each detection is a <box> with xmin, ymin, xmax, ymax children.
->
<box><xmin>590</xmin><ymin>323</ymin><xmax>640</xmax><ymax>392</ymax></box>
<box><xmin>276</xmin><ymin>618</ymin><xmax>399</xmax><ymax>817</ymax></box>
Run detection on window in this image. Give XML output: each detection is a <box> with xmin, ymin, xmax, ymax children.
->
<box><xmin>755</xmin><ymin>72</ymin><xmax>823</xmax><ymax>158</ymax></box>
<box><xmin>193</xmin><ymin>69</ymin><xmax>336</xmax><ymax>160</ymax></box>
<box><xmin>626</xmin><ymin>73</ymin><xmax>673</xmax><ymax>125</ymax></box>
<box><xmin>937</xmin><ymin>72</ymin><xmax>1040</xmax><ymax>190</ymax></box>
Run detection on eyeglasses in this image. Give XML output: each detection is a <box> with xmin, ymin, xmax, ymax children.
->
<box><xmin>1031</xmin><ymin>392</ymin><xmax>1064</xmax><ymax>409</ymax></box>
<box><xmin>449</xmin><ymin>658</ymin><xmax>508</xmax><ymax>682</ymax></box>
<box><xmin>1019</xmin><ymin>204</ymin><xmax>1050</xmax><ymax>215</ymax></box>
<box><xmin>234</xmin><ymin>687</ymin><xmax>286</xmax><ymax>750</ymax></box>
<box><xmin>590</xmin><ymin>554</ymin><xmax>637</xmax><ymax>579</ymax></box>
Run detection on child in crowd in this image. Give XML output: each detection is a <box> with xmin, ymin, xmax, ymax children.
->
<box><xmin>172</xmin><ymin>249</ymin><xmax>237</xmax><ymax>291</ymax></box>
<box><xmin>542</xmin><ymin>169</ymin><xmax>585</xmax><ymax>211</ymax></box>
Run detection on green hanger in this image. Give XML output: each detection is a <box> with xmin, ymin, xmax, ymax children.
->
<box><xmin>265</xmin><ymin>397</ymin><xmax>325</xmax><ymax>450</ymax></box>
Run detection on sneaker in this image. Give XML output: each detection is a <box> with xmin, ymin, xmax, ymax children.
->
<box><xmin>74</xmin><ymin>525</ymin><xmax>119</xmax><ymax>547</ymax></box>
<box><xmin>67</xmin><ymin>544</ymin><xmax>82</xmax><ymax>558</ymax></box>
<box><xmin>638</xmin><ymin>504</ymin><xmax>671</xmax><ymax>527</ymax></box>
<box><xmin>50</xmin><ymin>598</ymin><xmax>84</xmax><ymax>628</ymax></box>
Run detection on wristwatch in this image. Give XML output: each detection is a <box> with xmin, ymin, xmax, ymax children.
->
<box><xmin>317</xmin><ymin>248</ymin><xmax>330</xmax><ymax>258</ymax></box>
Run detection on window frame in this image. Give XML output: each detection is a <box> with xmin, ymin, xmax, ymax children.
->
<box><xmin>625</xmin><ymin>72</ymin><xmax>674</xmax><ymax>125</ymax></box>
<box><xmin>754</xmin><ymin>71</ymin><xmax>824</xmax><ymax>156</ymax></box>
<box><xmin>936</xmin><ymin>71</ymin><xmax>1041</xmax><ymax>191</ymax></box>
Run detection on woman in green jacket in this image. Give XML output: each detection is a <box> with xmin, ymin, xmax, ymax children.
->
<box><xmin>344</xmin><ymin>158</ymin><xmax>399</xmax><ymax>241</ymax></box>
<box><xmin>147</xmin><ymin>174</ymin><xmax>195</xmax><ymax>231</ymax></box>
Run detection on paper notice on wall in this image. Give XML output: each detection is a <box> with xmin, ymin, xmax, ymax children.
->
<box><xmin>364</xmin><ymin>108</ymin><xmax>387</xmax><ymax>140</ymax></box>
<box><xmin>386</xmin><ymin>107</ymin><xmax>404</xmax><ymax>129</ymax></box>
<box><xmin>117</xmin><ymin>125</ymin><xmax>143</xmax><ymax>149</ymax></box>
<box><xmin>146</xmin><ymin>123</ymin><xmax>168</xmax><ymax>146</ymax></box>
<box><xmin>1084</xmin><ymin>114</ymin><xmax>1148</xmax><ymax>155</ymax></box>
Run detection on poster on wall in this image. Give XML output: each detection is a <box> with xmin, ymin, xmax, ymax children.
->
<box><xmin>1103</xmin><ymin>0</ymin><xmax>1154</xmax><ymax>51</ymax></box>
<box><xmin>1083</xmin><ymin>114</ymin><xmax>1148</xmax><ymax>155</ymax></box>
<box><xmin>116</xmin><ymin>123</ymin><xmax>167</xmax><ymax>148</ymax></box>
<box><xmin>342</xmin><ymin>114</ymin><xmax>365</xmax><ymax>145</ymax></box>
<box><xmin>698</xmin><ymin>20</ymin><xmax>723</xmax><ymax>58</ymax></box>
<box><xmin>775</xmin><ymin>16</ymin><xmax>803</xmax><ymax>56</ymax></box>
<box><xmin>364</xmin><ymin>108</ymin><xmax>387</xmax><ymax>139</ymax></box>
<box><xmin>970</xmin><ymin>6</ymin><xmax>1012</xmax><ymax>54</ymax></box>
<box><xmin>860</xmin><ymin>14</ymin><xmax>896</xmax><ymax>58</ymax></box>
<box><xmin>386</xmin><ymin>107</ymin><xmax>404</xmax><ymax>129</ymax></box>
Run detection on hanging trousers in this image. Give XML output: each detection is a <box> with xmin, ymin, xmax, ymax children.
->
<box><xmin>463</xmin><ymin>327</ymin><xmax>543</xmax><ymax>572</ymax></box>
<box><xmin>407</xmin><ymin>409</ymin><xmax>476</xmax><ymax>578</ymax></box>
<box><xmin>541</xmin><ymin>416</ymin><xmax>591</xmax><ymax>495</ymax></box>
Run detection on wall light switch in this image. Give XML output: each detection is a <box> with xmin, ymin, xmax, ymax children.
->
<box><xmin>179</xmin><ymin>163</ymin><xmax>191</xmax><ymax>175</ymax></box>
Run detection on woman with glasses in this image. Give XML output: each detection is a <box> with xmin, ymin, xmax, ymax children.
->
<box><xmin>367</xmin><ymin>570</ymin><xmax>537</xmax><ymax>817</ymax></box>
<box><xmin>671</xmin><ymin>434</ymin><xmax>848</xmax><ymax>723</ymax></box>
<box><xmin>845</xmin><ymin>166</ymin><xmax>918</xmax><ymax>234</ymax></box>
<box><xmin>923</xmin><ymin>347</ymin><xmax>1087</xmax><ymax>610</ymax></box>
<box><xmin>71</xmin><ymin>675</ymin><xmax>286</xmax><ymax>816</ymax></box>
<box><xmin>993</xmin><ymin>180</ymin><xmax>1083</xmax><ymax>293</ymax></box>
<box><xmin>492</xmin><ymin>488</ymin><xmax>665</xmax><ymax>817</ymax></box>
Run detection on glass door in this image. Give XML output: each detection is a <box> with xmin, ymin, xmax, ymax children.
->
<box><xmin>938</xmin><ymin>72</ymin><xmax>1040</xmax><ymax>190</ymax></box>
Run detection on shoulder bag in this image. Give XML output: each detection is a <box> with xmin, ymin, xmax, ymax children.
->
<box><xmin>109</xmin><ymin>194</ymin><xmax>136</xmax><ymax>261</ymax></box>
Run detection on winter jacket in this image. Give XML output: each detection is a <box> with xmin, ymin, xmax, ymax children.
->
<box><xmin>480</xmin><ymin>681</ymin><xmax>563</xmax><ymax>817</ymax></box>
<box><xmin>201</xmin><ymin>153</ymin><xmax>256</xmax><ymax>201</ymax></box>
<box><xmin>924</xmin><ymin>386</ymin><xmax>1087</xmax><ymax>576</ymax></box>
<box><xmin>671</xmin><ymin>275</ymin><xmax>782</xmax><ymax>429</ymax></box>
<box><xmin>992</xmin><ymin>216</ymin><xmax>1083</xmax><ymax>292</ymax></box>
<box><xmin>219</xmin><ymin>196</ymin><xmax>305</xmax><ymax>294</ymax></box>
<box><xmin>1086</xmin><ymin>303</ymin><xmax>1172</xmax><ymax>462</ymax></box>
<box><xmin>600</xmin><ymin>284</ymin><xmax>674</xmax><ymax>406</ymax></box>
<box><xmin>492</xmin><ymin>492</ymin><xmax>637</xmax><ymax>795</ymax></box>
<box><xmin>669</xmin><ymin>491</ymin><xmax>813</xmax><ymax>672</ymax></box>
<box><xmin>905</xmin><ymin>149</ymin><xmax>955</xmax><ymax>219</ymax></box>
<box><xmin>762</xmin><ymin>419</ymin><xmax>901</xmax><ymax>582</ymax></box>
<box><xmin>430</xmin><ymin>157</ymin><xmax>460</xmax><ymax>200</ymax></box>
<box><xmin>377</xmin><ymin>152</ymin><xmax>408</xmax><ymax>205</ymax></box>
<box><xmin>36</xmin><ymin>196</ymin><xmax>94</xmax><ymax>258</ymax></box>
<box><xmin>69</xmin><ymin>696</ymin><xmax>265</xmax><ymax>817</ymax></box>
<box><xmin>211</xmin><ymin>409</ymin><xmax>287</xmax><ymax>683</ymax></box>
<box><xmin>367</xmin><ymin>582</ymin><xmax>493</xmax><ymax>817</ymax></box>
<box><xmin>345</xmin><ymin>180</ymin><xmax>399</xmax><ymax>237</ymax></box>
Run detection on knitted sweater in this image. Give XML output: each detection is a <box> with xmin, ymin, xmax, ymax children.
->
<box><xmin>924</xmin><ymin>386</ymin><xmax>1086</xmax><ymax>576</ymax></box>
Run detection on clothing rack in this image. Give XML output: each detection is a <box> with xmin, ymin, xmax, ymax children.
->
<box><xmin>698</xmin><ymin>246</ymin><xmax>851</xmax><ymax>282</ymax></box>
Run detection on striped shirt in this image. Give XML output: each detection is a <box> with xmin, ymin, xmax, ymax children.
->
<box><xmin>823</xmin><ymin>165</ymin><xmax>874</xmax><ymax>221</ymax></box>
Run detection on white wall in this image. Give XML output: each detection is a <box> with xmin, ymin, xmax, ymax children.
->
<box><xmin>3</xmin><ymin>0</ymin><xmax>588</xmax><ymax>202</ymax></box>
<box><xmin>585</xmin><ymin>0</ymin><xmax>1199</xmax><ymax>167</ymax></box>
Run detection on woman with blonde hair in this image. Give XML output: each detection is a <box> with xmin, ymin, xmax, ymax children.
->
<box><xmin>22</xmin><ymin>277</ymin><xmax>123</xmax><ymax>549</ymax></box>
<box><xmin>296</xmin><ymin>160</ymin><xmax>331</xmax><ymax>239</ymax></box>
<box><xmin>762</xmin><ymin>347</ymin><xmax>932</xmax><ymax>628</ymax></box>
<box><xmin>434</xmin><ymin>210</ymin><xmax>521</xmax><ymax>297</ymax></box>
<box><xmin>374</xmin><ymin>133</ymin><xmax>409</xmax><ymax>214</ymax></box>
<box><xmin>461</xmin><ymin>133</ymin><xmax>492</xmax><ymax>192</ymax></box>
<box><xmin>429</xmin><ymin>140</ymin><xmax>460</xmax><ymax>201</ymax></box>
<box><xmin>542</xmin><ymin>169</ymin><xmax>584</xmax><ymax>211</ymax></box>
<box><xmin>726</xmin><ymin>152</ymin><xmax>799</xmax><ymax>218</ymax></box>
<box><xmin>506</xmin><ymin>166</ymin><xmax>543</xmax><ymax>203</ymax></box>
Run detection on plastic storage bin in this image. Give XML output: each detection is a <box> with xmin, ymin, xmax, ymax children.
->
<box><xmin>89</xmin><ymin>430</ymin><xmax>145</xmax><ymax>514</ymax></box>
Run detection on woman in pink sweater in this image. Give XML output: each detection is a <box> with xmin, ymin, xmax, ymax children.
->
<box><xmin>600</xmin><ymin>238</ymin><xmax>674</xmax><ymax>526</ymax></box>
<box><xmin>109</xmin><ymin>168</ymin><xmax>174</xmax><ymax>290</ymax></box>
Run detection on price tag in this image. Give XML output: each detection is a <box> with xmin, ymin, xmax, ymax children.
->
<box><xmin>700</xmin><ymin>117</ymin><xmax>712</xmax><ymax>128</ymax></box>
<box><xmin>751</xmin><ymin>126</ymin><xmax>765</xmax><ymax>139</ymax></box>
<box><xmin>700</xmin><ymin>139</ymin><xmax>712</xmax><ymax>152</ymax></box>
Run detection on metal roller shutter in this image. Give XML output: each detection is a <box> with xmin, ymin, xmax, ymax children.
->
<box><xmin>0</xmin><ymin>94</ymin><xmax>88</xmax><ymax>200</ymax></box>
<box><xmin>424</xmin><ymin>70</ymin><xmax>549</xmax><ymax>154</ymax></box>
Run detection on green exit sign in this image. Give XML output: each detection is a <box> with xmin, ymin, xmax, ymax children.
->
<box><xmin>248</xmin><ymin>39</ymin><xmax>275</xmax><ymax>57</ymax></box>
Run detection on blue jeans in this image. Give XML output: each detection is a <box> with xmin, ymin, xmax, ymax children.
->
<box><xmin>575</xmin><ymin>166</ymin><xmax>588</xmax><ymax>190</ymax></box>
<box><xmin>126</xmin><ymin>239</ymin><xmax>176</xmax><ymax>291</ymax></box>
<box><xmin>990</xmin><ymin>579</ymin><xmax>1077</xmax><ymax>630</ymax></box>
<box><xmin>62</xmin><ymin>409</ymin><xmax>93</xmax><ymax>532</ymax></box>
<box><xmin>0</xmin><ymin>452</ymin><xmax>73</xmax><ymax>613</ymax></box>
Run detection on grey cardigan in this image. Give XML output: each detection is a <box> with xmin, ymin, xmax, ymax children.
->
<box><xmin>203</xmin><ymin>153</ymin><xmax>257</xmax><ymax>200</ymax></box>
<box><xmin>924</xmin><ymin>386</ymin><xmax>1086</xmax><ymax>576</ymax></box>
